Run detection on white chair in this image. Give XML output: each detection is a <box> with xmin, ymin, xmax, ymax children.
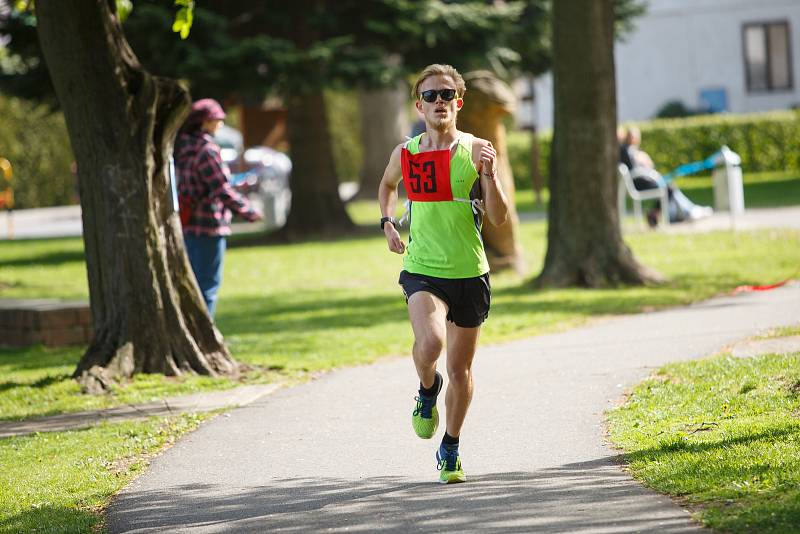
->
<box><xmin>617</xmin><ymin>163</ymin><xmax>669</xmax><ymax>229</ymax></box>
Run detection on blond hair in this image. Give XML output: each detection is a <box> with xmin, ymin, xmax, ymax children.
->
<box><xmin>411</xmin><ymin>64</ymin><xmax>466</xmax><ymax>100</ymax></box>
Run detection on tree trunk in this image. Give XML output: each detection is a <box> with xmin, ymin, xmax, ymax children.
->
<box><xmin>279</xmin><ymin>1</ymin><xmax>354</xmax><ymax>239</ymax></box>
<box><xmin>36</xmin><ymin>0</ymin><xmax>236</xmax><ymax>392</ymax></box>
<box><xmin>356</xmin><ymin>83</ymin><xmax>409</xmax><ymax>200</ymax></box>
<box><xmin>459</xmin><ymin>72</ymin><xmax>526</xmax><ymax>274</ymax></box>
<box><xmin>536</xmin><ymin>0</ymin><xmax>661</xmax><ymax>288</ymax></box>
<box><xmin>281</xmin><ymin>91</ymin><xmax>355</xmax><ymax>238</ymax></box>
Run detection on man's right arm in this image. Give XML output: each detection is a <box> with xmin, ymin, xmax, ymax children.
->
<box><xmin>378</xmin><ymin>143</ymin><xmax>405</xmax><ymax>254</ymax></box>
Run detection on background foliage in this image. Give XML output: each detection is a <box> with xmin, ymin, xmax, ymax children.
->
<box><xmin>4</xmin><ymin>105</ymin><xmax>800</xmax><ymax>208</ymax></box>
<box><xmin>0</xmin><ymin>94</ymin><xmax>75</xmax><ymax>208</ymax></box>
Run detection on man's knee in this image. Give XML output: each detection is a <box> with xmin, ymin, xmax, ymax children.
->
<box><xmin>447</xmin><ymin>367</ymin><xmax>471</xmax><ymax>388</ymax></box>
<box><xmin>415</xmin><ymin>334</ymin><xmax>444</xmax><ymax>359</ymax></box>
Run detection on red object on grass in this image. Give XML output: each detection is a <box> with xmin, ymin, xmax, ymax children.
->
<box><xmin>733</xmin><ymin>280</ymin><xmax>791</xmax><ymax>293</ymax></box>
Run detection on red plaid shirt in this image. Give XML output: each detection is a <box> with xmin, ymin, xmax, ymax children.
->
<box><xmin>175</xmin><ymin>131</ymin><xmax>259</xmax><ymax>236</ymax></box>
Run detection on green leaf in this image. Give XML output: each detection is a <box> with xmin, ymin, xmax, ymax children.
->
<box><xmin>172</xmin><ymin>1</ymin><xmax>194</xmax><ymax>40</ymax></box>
<box><xmin>14</xmin><ymin>0</ymin><xmax>32</xmax><ymax>12</ymax></box>
<box><xmin>116</xmin><ymin>0</ymin><xmax>133</xmax><ymax>22</ymax></box>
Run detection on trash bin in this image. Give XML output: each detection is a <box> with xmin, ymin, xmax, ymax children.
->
<box><xmin>711</xmin><ymin>145</ymin><xmax>744</xmax><ymax>218</ymax></box>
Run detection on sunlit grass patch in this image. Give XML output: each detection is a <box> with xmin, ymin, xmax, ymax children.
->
<box><xmin>608</xmin><ymin>349</ymin><xmax>800</xmax><ymax>533</ymax></box>
<box><xmin>0</xmin><ymin>413</ymin><xmax>214</xmax><ymax>533</ymax></box>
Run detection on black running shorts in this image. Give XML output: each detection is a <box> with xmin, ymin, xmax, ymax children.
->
<box><xmin>399</xmin><ymin>270</ymin><xmax>491</xmax><ymax>328</ymax></box>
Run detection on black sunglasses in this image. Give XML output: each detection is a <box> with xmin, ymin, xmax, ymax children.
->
<box><xmin>419</xmin><ymin>89</ymin><xmax>457</xmax><ymax>103</ymax></box>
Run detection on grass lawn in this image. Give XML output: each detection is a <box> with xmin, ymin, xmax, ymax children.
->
<box><xmin>0</xmin><ymin>344</ymin><xmax>281</xmax><ymax>421</ymax></box>
<box><xmin>1</xmin><ymin>196</ymin><xmax>799</xmax><ymax>420</ymax></box>
<box><xmin>0</xmin><ymin>412</ymin><xmax>213</xmax><ymax>534</ymax></box>
<box><xmin>673</xmin><ymin>170</ymin><xmax>800</xmax><ymax>209</ymax></box>
<box><xmin>606</xmin><ymin>326</ymin><xmax>800</xmax><ymax>533</ymax></box>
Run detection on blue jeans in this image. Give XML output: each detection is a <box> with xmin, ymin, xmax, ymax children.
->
<box><xmin>183</xmin><ymin>234</ymin><xmax>226</xmax><ymax>318</ymax></box>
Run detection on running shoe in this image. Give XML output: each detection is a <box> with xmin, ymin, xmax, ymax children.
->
<box><xmin>411</xmin><ymin>372</ymin><xmax>442</xmax><ymax>439</ymax></box>
<box><xmin>436</xmin><ymin>444</ymin><xmax>466</xmax><ymax>484</ymax></box>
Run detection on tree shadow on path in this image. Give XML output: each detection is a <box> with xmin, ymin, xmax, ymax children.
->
<box><xmin>107</xmin><ymin>457</ymin><xmax>702</xmax><ymax>533</ymax></box>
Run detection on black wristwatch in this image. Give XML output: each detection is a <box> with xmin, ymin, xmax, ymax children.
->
<box><xmin>380</xmin><ymin>216</ymin><xmax>397</xmax><ymax>230</ymax></box>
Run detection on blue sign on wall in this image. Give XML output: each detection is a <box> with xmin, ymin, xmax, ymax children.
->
<box><xmin>699</xmin><ymin>88</ymin><xmax>729</xmax><ymax>113</ymax></box>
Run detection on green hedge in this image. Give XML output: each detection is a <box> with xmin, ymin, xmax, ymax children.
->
<box><xmin>0</xmin><ymin>94</ymin><xmax>76</xmax><ymax>209</ymax></box>
<box><xmin>637</xmin><ymin>110</ymin><xmax>800</xmax><ymax>175</ymax></box>
<box><xmin>507</xmin><ymin>129</ymin><xmax>549</xmax><ymax>191</ymax></box>
<box><xmin>507</xmin><ymin>110</ymin><xmax>800</xmax><ymax>190</ymax></box>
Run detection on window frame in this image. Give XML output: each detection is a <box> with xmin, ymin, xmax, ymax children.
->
<box><xmin>742</xmin><ymin>20</ymin><xmax>794</xmax><ymax>93</ymax></box>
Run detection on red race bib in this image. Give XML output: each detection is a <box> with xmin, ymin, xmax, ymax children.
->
<box><xmin>401</xmin><ymin>148</ymin><xmax>454</xmax><ymax>202</ymax></box>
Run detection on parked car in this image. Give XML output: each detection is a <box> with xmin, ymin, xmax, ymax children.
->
<box><xmin>214</xmin><ymin>124</ymin><xmax>244</xmax><ymax>168</ymax></box>
<box><xmin>214</xmin><ymin>125</ymin><xmax>292</xmax><ymax>229</ymax></box>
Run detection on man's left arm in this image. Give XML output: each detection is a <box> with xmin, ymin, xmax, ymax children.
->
<box><xmin>474</xmin><ymin>139</ymin><xmax>508</xmax><ymax>226</ymax></box>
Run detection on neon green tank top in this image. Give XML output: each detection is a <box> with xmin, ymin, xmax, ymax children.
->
<box><xmin>403</xmin><ymin>132</ymin><xmax>490</xmax><ymax>279</ymax></box>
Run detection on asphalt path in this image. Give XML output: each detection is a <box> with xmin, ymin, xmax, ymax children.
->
<box><xmin>108</xmin><ymin>282</ymin><xmax>800</xmax><ymax>533</ymax></box>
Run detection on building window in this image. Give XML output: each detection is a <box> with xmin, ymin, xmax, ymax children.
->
<box><xmin>743</xmin><ymin>21</ymin><xmax>793</xmax><ymax>92</ymax></box>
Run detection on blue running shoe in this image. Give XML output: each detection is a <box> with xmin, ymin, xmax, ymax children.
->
<box><xmin>411</xmin><ymin>372</ymin><xmax>442</xmax><ymax>439</ymax></box>
<box><xmin>436</xmin><ymin>444</ymin><xmax>465</xmax><ymax>484</ymax></box>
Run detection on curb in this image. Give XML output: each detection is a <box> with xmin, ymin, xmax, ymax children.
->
<box><xmin>0</xmin><ymin>383</ymin><xmax>280</xmax><ymax>438</ymax></box>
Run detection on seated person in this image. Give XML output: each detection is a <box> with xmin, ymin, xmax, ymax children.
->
<box><xmin>619</xmin><ymin>126</ymin><xmax>712</xmax><ymax>226</ymax></box>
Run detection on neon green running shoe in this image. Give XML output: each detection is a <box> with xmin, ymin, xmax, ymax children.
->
<box><xmin>412</xmin><ymin>399</ymin><xmax>438</xmax><ymax>439</ymax></box>
<box><xmin>411</xmin><ymin>372</ymin><xmax>442</xmax><ymax>439</ymax></box>
<box><xmin>436</xmin><ymin>445</ymin><xmax>466</xmax><ymax>484</ymax></box>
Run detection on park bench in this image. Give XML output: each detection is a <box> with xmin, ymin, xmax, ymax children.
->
<box><xmin>618</xmin><ymin>146</ymin><xmax>745</xmax><ymax>230</ymax></box>
<box><xmin>617</xmin><ymin>163</ymin><xmax>670</xmax><ymax>229</ymax></box>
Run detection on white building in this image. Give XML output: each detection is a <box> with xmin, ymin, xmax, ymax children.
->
<box><xmin>518</xmin><ymin>0</ymin><xmax>800</xmax><ymax>130</ymax></box>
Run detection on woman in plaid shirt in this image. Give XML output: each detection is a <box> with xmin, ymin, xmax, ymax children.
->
<box><xmin>175</xmin><ymin>98</ymin><xmax>262</xmax><ymax>318</ymax></box>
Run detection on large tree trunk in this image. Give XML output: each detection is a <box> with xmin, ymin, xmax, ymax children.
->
<box><xmin>282</xmin><ymin>91</ymin><xmax>355</xmax><ymax>238</ymax></box>
<box><xmin>280</xmin><ymin>1</ymin><xmax>354</xmax><ymax>239</ymax></box>
<box><xmin>356</xmin><ymin>83</ymin><xmax>409</xmax><ymax>200</ymax></box>
<box><xmin>459</xmin><ymin>71</ymin><xmax>526</xmax><ymax>274</ymax></box>
<box><xmin>536</xmin><ymin>0</ymin><xmax>661</xmax><ymax>288</ymax></box>
<box><xmin>36</xmin><ymin>0</ymin><xmax>236</xmax><ymax>392</ymax></box>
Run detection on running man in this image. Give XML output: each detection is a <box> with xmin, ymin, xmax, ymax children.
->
<box><xmin>378</xmin><ymin>64</ymin><xmax>508</xmax><ymax>483</ymax></box>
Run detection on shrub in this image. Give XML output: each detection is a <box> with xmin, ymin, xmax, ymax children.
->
<box><xmin>508</xmin><ymin>129</ymin><xmax>533</xmax><ymax>191</ymax></box>
<box><xmin>507</xmin><ymin>129</ymin><xmax>551</xmax><ymax>191</ymax></box>
<box><xmin>654</xmin><ymin>99</ymin><xmax>704</xmax><ymax>118</ymax></box>
<box><xmin>506</xmin><ymin>110</ymin><xmax>800</xmax><ymax>190</ymax></box>
<box><xmin>0</xmin><ymin>94</ymin><xmax>76</xmax><ymax>209</ymax></box>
